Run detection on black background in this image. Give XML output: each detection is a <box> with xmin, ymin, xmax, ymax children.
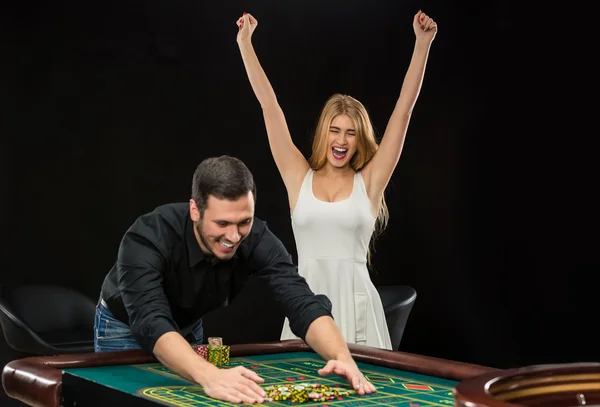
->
<box><xmin>2</xmin><ymin>0</ymin><xmax>597</xmax><ymax>404</ymax></box>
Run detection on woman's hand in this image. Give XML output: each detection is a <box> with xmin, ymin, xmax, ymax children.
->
<box><xmin>413</xmin><ymin>10</ymin><xmax>438</xmax><ymax>43</ymax></box>
<box><xmin>236</xmin><ymin>12</ymin><xmax>258</xmax><ymax>44</ymax></box>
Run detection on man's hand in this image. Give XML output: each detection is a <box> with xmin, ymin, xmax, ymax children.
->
<box><xmin>200</xmin><ymin>366</ymin><xmax>267</xmax><ymax>404</ymax></box>
<box><xmin>154</xmin><ymin>333</ymin><xmax>266</xmax><ymax>403</ymax></box>
<box><xmin>304</xmin><ymin>316</ymin><xmax>376</xmax><ymax>395</ymax></box>
<box><xmin>318</xmin><ymin>360</ymin><xmax>377</xmax><ymax>395</ymax></box>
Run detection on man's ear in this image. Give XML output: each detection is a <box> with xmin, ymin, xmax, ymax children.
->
<box><xmin>189</xmin><ymin>199</ymin><xmax>200</xmax><ymax>222</ymax></box>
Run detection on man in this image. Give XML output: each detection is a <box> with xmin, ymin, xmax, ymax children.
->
<box><xmin>95</xmin><ymin>155</ymin><xmax>377</xmax><ymax>404</ymax></box>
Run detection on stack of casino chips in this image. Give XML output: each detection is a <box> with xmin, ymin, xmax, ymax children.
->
<box><xmin>191</xmin><ymin>337</ymin><xmax>229</xmax><ymax>366</ymax></box>
<box><xmin>263</xmin><ymin>383</ymin><xmax>355</xmax><ymax>403</ymax></box>
<box><xmin>206</xmin><ymin>337</ymin><xmax>230</xmax><ymax>366</ymax></box>
<box><xmin>192</xmin><ymin>344</ymin><xmax>208</xmax><ymax>359</ymax></box>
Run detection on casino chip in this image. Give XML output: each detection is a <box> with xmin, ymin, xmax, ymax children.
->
<box><xmin>191</xmin><ymin>337</ymin><xmax>229</xmax><ymax>366</ymax></box>
<box><xmin>264</xmin><ymin>383</ymin><xmax>355</xmax><ymax>403</ymax></box>
<box><xmin>192</xmin><ymin>344</ymin><xmax>208</xmax><ymax>359</ymax></box>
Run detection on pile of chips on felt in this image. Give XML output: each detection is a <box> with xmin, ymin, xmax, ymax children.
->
<box><xmin>263</xmin><ymin>382</ymin><xmax>356</xmax><ymax>403</ymax></box>
<box><xmin>192</xmin><ymin>337</ymin><xmax>230</xmax><ymax>366</ymax></box>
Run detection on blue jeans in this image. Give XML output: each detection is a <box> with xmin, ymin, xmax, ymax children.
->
<box><xmin>94</xmin><ymin>300</ymin><xmax>204</xmax><ymax>352</ymax></box>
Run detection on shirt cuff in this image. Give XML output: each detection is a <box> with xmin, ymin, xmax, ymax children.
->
<box><xmin>289</xmin><ymin>294</ymin><xmax>333</xmax><ymax>340</ymax></box>
<box><xmin>136</xmin><ymin>316</ymin><xmax>178</xmax><ymax>354</ymax></box>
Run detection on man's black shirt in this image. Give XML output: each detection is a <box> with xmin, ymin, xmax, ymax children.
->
<box><xmin>100</xmin><ymin>203</ymin><xmax>332</xmax><ymax>354</ymax></box>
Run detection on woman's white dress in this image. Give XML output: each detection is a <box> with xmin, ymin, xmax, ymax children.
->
<box><xmin>280</xmin><ymin>169</ymin><xmax>392</xmax><ymax>349</ymax></box>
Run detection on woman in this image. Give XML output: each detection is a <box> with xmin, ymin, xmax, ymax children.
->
<box><xmin>236</xmin><ymin>10</ymin><xmax>437</xmax><ymax>349</ymax></box>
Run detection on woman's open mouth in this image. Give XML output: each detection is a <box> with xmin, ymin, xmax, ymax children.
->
<box><xmin>332</xmin><ymin>146</ymin><xmax>348</xmax><ymax>160</ymax></box>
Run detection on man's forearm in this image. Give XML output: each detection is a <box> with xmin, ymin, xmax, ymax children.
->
<box><xmin>304</xmin><ymin>316</ymin><xmax>356</xmax><ymax>364</ymax></box>
<box><xmin>153</xmin><ymin>332</ymin><xmax>218</xmax><ymax>385</ymax></box>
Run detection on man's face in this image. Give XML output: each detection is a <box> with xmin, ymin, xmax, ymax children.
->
<box><xmin>190</xmin><ymin>192</ymin><xmax>254</xmax><ymax>260</ymax></box>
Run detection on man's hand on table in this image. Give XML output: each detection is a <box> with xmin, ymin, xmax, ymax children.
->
<box><xmin>318</xmin><ymin>359</ymin><xmax>377</xmax><ymax>395</ymax></box>
<box><xmin>199</xmin><ymin>365</ymin><xmax>267</xmax><ymax>404</ymax></box>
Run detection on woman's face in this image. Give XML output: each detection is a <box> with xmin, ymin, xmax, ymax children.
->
<box><xmin>325</xmin><ymin>114</ymin><xmax>357</xmax><ymax>169</ymax></box>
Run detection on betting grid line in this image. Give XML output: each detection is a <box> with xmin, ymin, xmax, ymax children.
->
<box><xmin>140</xmin><ymin>387</ymin><xmax>215</xmax><ymax>407</ymax></box>
<box><xmin>135</xmin><ymin>364</ymin><xmax>185</xmax><ymax>381</ymax></box>
<box><xmin>141</xmin><ymin>386</ymin><xmax>292</xmax><ymax>407</ymax></box>
<box><xmin>134</xmin><ymin>365</ymin><xmax>223</xmax><ymax>407</ymax></box>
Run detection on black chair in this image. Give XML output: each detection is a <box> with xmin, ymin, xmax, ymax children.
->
<box><xmin>377</xmin><ymin>285</ymin><xmax>417</xmax><ymax>351</ymax></box>
<box><xmin>0</xmin><ymin>284</ymin><xmax>96</xmax><ymax>355</ymax></box>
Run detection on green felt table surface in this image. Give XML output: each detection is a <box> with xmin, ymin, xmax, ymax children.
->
<box><xmin>64</xmin><ymin>351</ymin><xmax>457</xmax><ymax>406</ymax></box>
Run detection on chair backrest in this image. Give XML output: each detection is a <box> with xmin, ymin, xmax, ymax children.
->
<box><xmin>377</xmin><ymin>285</ymin><xmax>417</xmax><ymax>351</ymax></box>
<box><xmin>1</xmin><ymin>285</ymin><xmax>95</xmax><ymax>333</ymax></box>
<box><xmin>0</xmin><ymin>284</ymin><xmax>96</xmax><ymax>354</ymax></box>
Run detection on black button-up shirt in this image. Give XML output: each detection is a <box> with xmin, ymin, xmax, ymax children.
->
<box><xmin>100</xmin><ymin>203</ymin><xmax>332</xmax><ymax>354</ymax></box>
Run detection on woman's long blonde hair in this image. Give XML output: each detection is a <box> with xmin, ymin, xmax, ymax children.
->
<box><xmin>308</xmin><ymin>94</ymin><xmax>389</xmax><ymax>265</ymax></box>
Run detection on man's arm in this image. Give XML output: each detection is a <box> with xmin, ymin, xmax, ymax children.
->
<box><xmin>304</xmin><ymin>316</ymin><xmax>355</xmax><ymax>363</ymax></box>
<box><xmin>116</xmin><ymin>226</ymin><xmax>182</xmax><ymax>354</ymax></box>
<box><xmin>118</xmin><ymin>223</ymin><xmax>267</xmax><ymax>404</ymax></box>
<box><xmin>117</xmin><ymin>228</ymin><xmax>216</xmax><ymax>381</ymax></box>
<box><xmin>153</xmin><ymin>332</ymin><xmax>218</xmax><ymax>383</ymax></box>
<box><xmin>152</xmin><ymin>332</ymin><xmax>268</xmax><ymax>403</ymax></box>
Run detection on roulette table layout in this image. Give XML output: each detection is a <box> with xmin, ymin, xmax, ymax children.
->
<box><xmin>2</xmin><ymin>340</ymin><xmax>495</xmax><ymax>407</ymax></box>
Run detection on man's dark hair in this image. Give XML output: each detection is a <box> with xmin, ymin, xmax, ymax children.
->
<box><xmin>191</xmin><ymin>155</ymin><xmax>257</xmax><ymax>214</ymax></box>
